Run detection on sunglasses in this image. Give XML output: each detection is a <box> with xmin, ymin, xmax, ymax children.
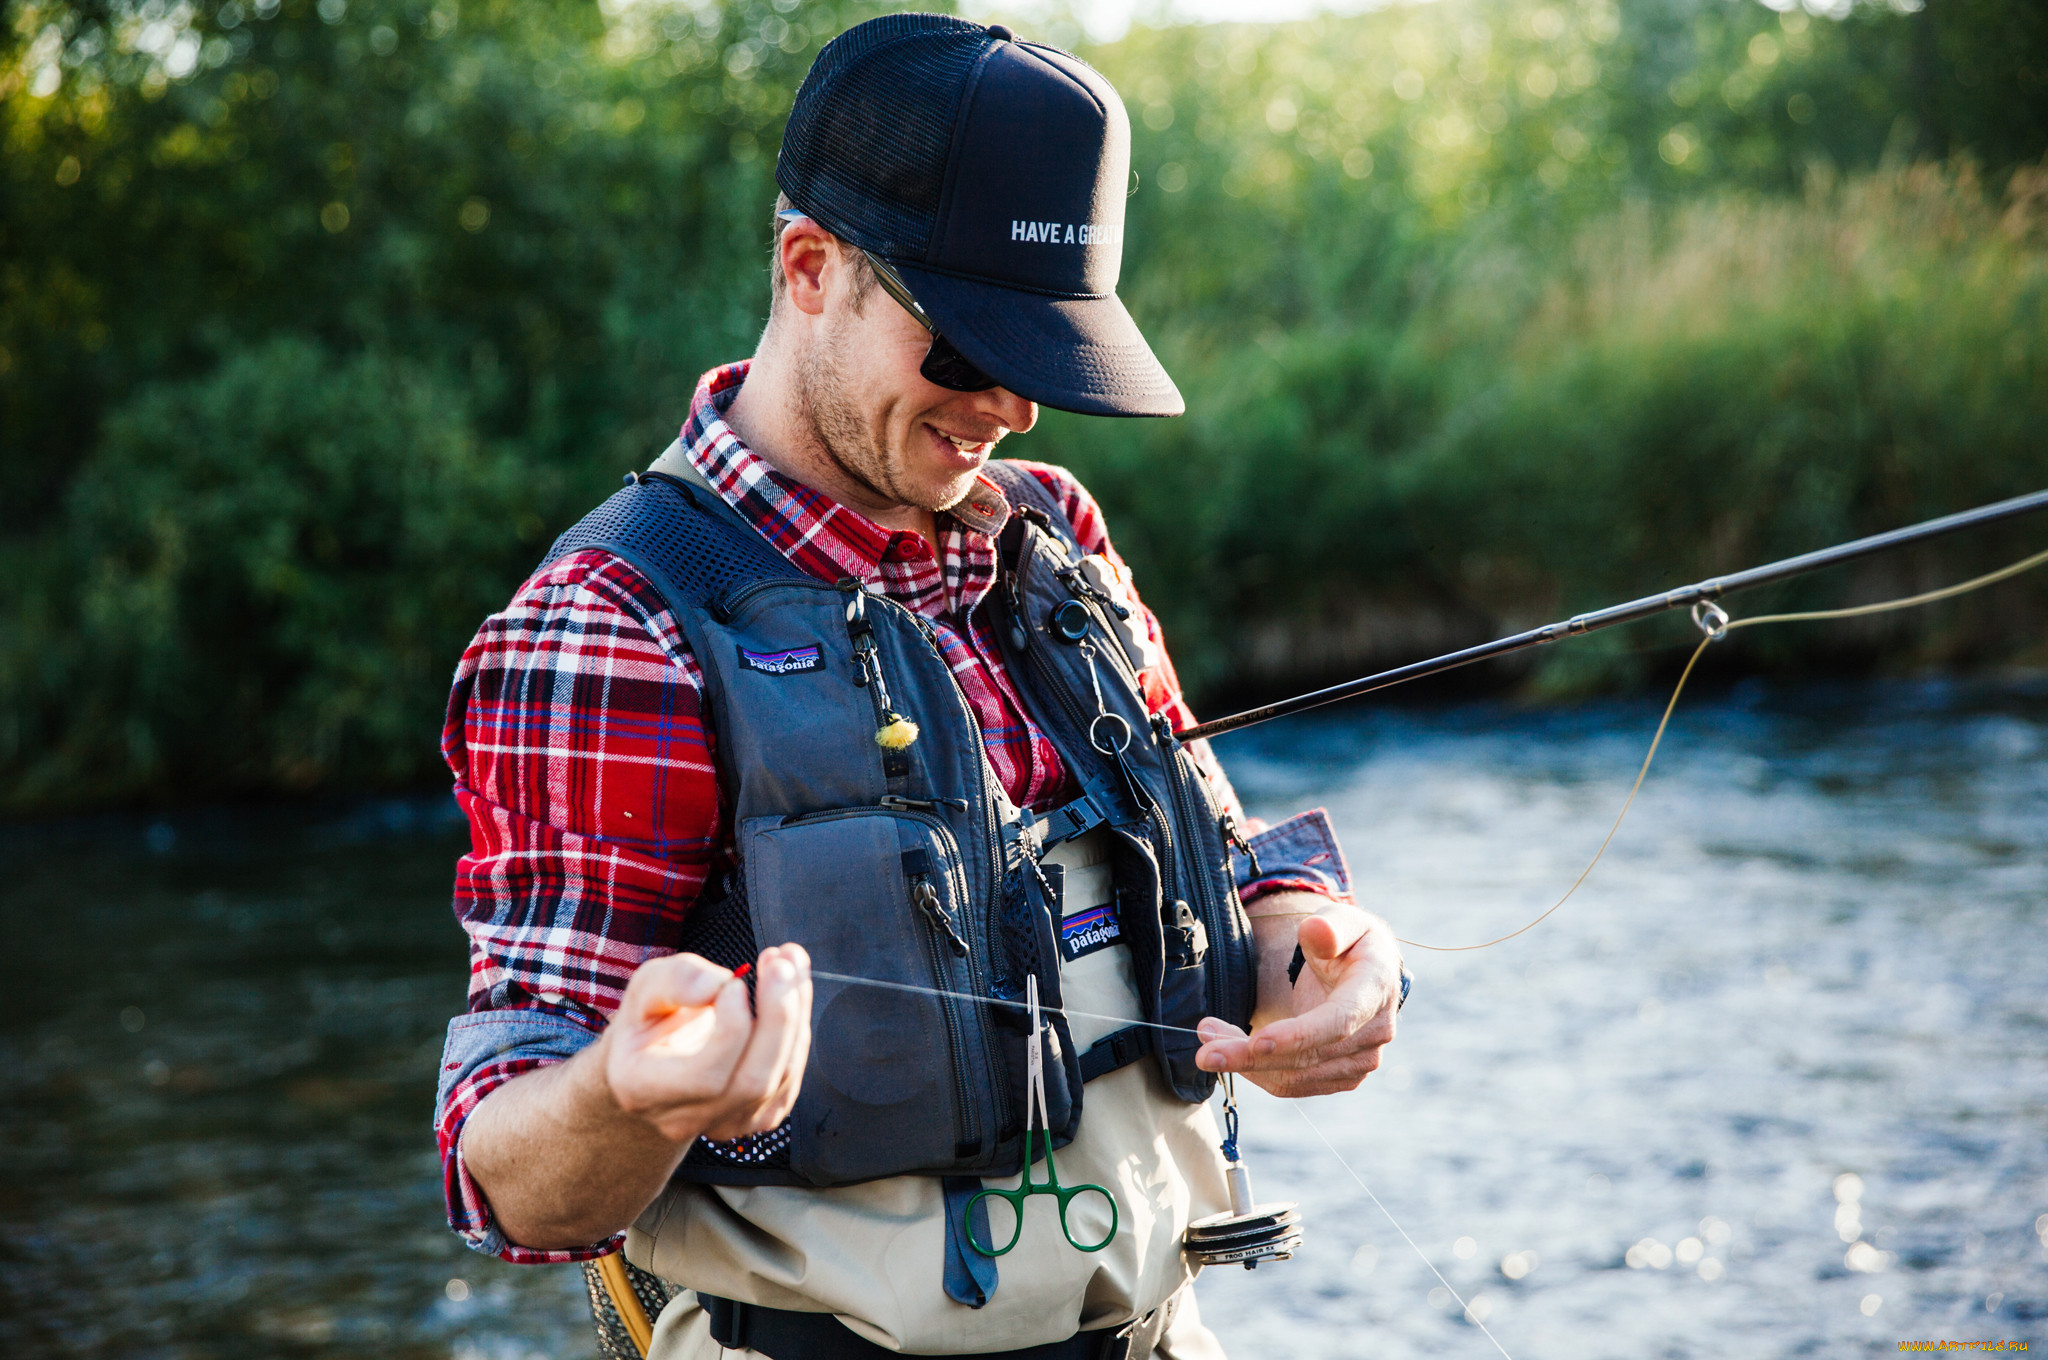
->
<box><xmin>773</xmin><ymin>206</ymin><xmax>998</xmax><ymax>393</ymax></box>
<box><xmin>860</xmin><ymin>251</ymin><xmax>1001</xmax><ymax>393</ymax></box>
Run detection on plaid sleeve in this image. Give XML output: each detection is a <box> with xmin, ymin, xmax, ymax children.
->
<box><xmin>434</xmin><ymin>549</ymin><xmax>723</xmax><ymax>1263</ymax></box>
<box><xmin>1014</xmin><ymin>462</ymin><xmax>1350</xmax><ymax>906</ymax></box>
<box><xmin>1230</xmin><ymin>808</ymin><xmax>1354</xmax><ymax>905</ymax></box>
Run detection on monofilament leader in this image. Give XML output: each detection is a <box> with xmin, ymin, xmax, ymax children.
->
<box><xmin>431</xmin><ymin>15</ymin><xmax>1407</xmax><ymax>1359</ymax></box>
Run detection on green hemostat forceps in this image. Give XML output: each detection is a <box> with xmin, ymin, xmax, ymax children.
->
<box><xmin>967</xmin><ymin>975</ymin><xmax>1119</xmax><ymax>1257</ymax></box>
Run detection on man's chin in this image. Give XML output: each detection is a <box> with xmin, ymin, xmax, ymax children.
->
<box><xmin>897</xmin><ymin>452</ymin><xmax>988</xmax><ymax>515</ymax></box>
<box><xmin>934</xmin><ymin>469</ymin><xmax>989</xmax><ymax>511</ymax></box>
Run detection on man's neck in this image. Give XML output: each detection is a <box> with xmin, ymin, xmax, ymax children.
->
<box><xmin>723</xmin><ymin>353</ymin><xmax>940</xmax><ymax>547</ymax></box>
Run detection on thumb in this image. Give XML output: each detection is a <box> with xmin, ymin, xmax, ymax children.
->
<box><xmin>1296</xmin><ymin>911</ymin><xmax>1363</xmax><ymax>963</ymax></box>
<box><xmin>649</xmin><ymin>971</ymin><xmax>752</xmax><ymax>1068</ymax></box>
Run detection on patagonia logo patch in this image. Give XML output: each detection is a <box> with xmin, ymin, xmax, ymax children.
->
<box><xmin>1059</xmin><ymin>905</ymin><xmax>1123</xmax><ymax>962</ymax></box>
<box><xmin>737</xmin><ymin>644</ymin><xmax>823</xmax><ymax>676</ymax></box>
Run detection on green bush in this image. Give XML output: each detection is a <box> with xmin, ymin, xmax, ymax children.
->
<box><xmin>1044</xmin><ymin>161</ymin><xmax>2048</xmax><ymax>697</ymax></box>
<box><xmin>2</xmin><ymin>339</ymin><xmax>554</xmax><ymax>810</ymax></box>
<box><xmin>3</xmin><ymin>0</ymin><xmax>2046</xmax><ymax>809</ymax></box>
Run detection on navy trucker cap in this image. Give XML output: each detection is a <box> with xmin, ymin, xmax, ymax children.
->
<box><xmin>776</xmin><ymin>13</ymin><xmax>1183</xmax><ymax>418</ymax></box>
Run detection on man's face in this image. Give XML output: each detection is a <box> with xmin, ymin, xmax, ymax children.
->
<box><xmin>795</xmin><ymin>243</ymin><xmax>1038</xmax><ymax>516</ymax></box>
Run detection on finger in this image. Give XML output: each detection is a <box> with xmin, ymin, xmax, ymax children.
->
<box><xmin>633</xmin><ymin>952</ymin><xmax>733</xmax><ymax>1020</ymax></box>
<box><xmin>764</xmin><ymin>948</ymin><xmax>816</xmax><ymax>1122</ymax></box>
<box><xmin>610</xmin><ymin>971</ymin><xmax>750</xmax><ymax>1122</ymax></box>
<box><xmin>1355</xmin><ymin>1006</ymin><xmax>1396</xmax><ymax>1049</ymax></box>
<box><xmin>763</xmin><ymin>948</ymin><xmax>812</xmax><ymax>1087</ymax></box>
<box><xmin>660</xmin><ymin>968</ymin><xmax>753</xmax><ymax>1081</ymax></box>
<box><xmin>1242</xmin><ymin>992</ymin><xmax>1374</xmax><ymax>1064</ymax></box>
<box><xmin>741</xmin><ymin>1027</ymin><xmax>808</xmax><ymax>1135</ymax></box>
<box><xmin>1296</xmin><ymin>910</ymin><xmax>1368</xmax><ymax>967</ymax></box>
<box><xmin>1193</xmin><ymin>1018</ymin><xmax>1249</xmax><ymax>1072</ymax></box>
<box><xmin>1246</xmin><ymin>1046</ymin><xmax>1387</xmax><ymax>1098</ymax></box>
<box><xmin>708</xmin><ymin>946</ymin><xmax>813</xmax><ymax>1135</ymax></box>
<box><xmin>631</xmin><ymin>957</ymin><xmax>745</xmax><ymax>1059</ymax></box>
<box><xmin>723</xmin><ymin>950</ymin><xmax>805</xmax><ymax>1111</ymax></box>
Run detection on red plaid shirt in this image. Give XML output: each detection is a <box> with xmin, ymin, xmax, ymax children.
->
<box><xmin>436</xmin><ymin>362</ymin><xmax>1347</xmax><ymax>1262</ymax></box>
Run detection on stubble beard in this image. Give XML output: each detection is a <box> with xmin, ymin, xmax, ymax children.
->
<box><xmin>794</xmin><ymin>311</ymin><xmax>972</xmax><ymax>515</ymax></box>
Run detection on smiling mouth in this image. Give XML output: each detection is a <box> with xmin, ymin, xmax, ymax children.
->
<box><xmin>930</xmin><ymin>426</ymin><xmax>1003</xmax><ymax>458</ymax></box>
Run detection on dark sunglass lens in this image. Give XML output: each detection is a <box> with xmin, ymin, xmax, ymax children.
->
<box><xmin>921</xmin><ymin>332</ymin><xmax>999</xmax><ymax>393</ymax></box>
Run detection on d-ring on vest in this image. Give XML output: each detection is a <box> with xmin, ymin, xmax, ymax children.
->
<box><xmin>540</xmin><ymin>450</ymin><xmax>1256</xmax><ymax>1189</ymax></box>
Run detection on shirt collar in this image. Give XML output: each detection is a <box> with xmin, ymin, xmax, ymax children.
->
<box><xmin>675</xmin><ymin>360</ymin><xmax>1013</xmax><ymax>591</ymax></box>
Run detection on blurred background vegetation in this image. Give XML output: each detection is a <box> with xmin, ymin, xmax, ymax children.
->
<box><xmin>3</xmin><ymin>0</ymin><xmax>2045</xmax><ymax>813</ymax></box>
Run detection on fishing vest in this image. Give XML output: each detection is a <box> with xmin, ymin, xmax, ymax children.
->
<box><xmin>539</xmin><ymin>459</ymin><xmax>1256</xmax><ymax>1190</ymax></box>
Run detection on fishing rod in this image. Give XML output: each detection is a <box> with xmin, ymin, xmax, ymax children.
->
<box><xmin>1177</xmin><ymin>487</ymin><xmax>2048</xmax><ymax>744</ymax></box>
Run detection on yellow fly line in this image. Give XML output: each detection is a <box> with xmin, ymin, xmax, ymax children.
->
<box><xmin>1396</xmin><ymin>545</ymin><xmax>2048</xmax><ymax>953</ymax></box>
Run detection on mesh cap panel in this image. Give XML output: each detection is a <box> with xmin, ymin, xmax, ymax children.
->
<box><xmin>776</xmin><ymin>13</ymin><xmax>993</xmax><ymax>260</ymax></box>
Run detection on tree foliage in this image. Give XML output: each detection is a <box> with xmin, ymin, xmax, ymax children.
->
<box><xmin>2</xmin><ymin>0</ymin><xmax>2044</xmax><ymax>809</ymax></box>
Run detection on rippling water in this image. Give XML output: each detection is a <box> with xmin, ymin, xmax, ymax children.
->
<box><xmin>1202</xmin><ymin>676</ymin><xmax>2048</xmax><ymax>1358</ymax></box>
<box><xmin>4</xmin><ymin>676</ymin><xmax>2045</xmax><ymax>1359</ymax></box>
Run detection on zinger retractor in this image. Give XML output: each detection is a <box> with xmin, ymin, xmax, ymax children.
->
<box><xmin>842</xmin><ymin>582</ymin><xmax>921</xmax><ymax>750</ymax></box>
<box><xmin>1183</xmin><ymin>1074</ymin><xmax>1302</xmax><ymax>1270</ymax></box>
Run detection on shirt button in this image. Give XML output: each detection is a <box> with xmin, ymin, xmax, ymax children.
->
<box><xmin>892</xmin><ymin>537</ymin><xmax>930</xmax><ymax>562</ymax></box>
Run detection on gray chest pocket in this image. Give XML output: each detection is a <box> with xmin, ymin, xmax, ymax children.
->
<box><xmin>742</xmin><ymin>807</ymin><xmax>997</xmax><ymax>1186</ymax></box>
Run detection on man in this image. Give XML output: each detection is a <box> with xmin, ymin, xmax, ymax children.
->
<box><xmin>434</xmin><ymin>15</ymin><xmax>1404</xmax><ymax>1359</ymax></box>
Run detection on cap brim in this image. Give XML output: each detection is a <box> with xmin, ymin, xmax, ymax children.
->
<box><xmin>889</xmin><ymin>263</ymin><xmax>1184</xmax><ymax>418</ymax></box>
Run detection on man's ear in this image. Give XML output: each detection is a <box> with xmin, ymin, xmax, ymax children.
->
<box><xmin>778</xmin><ymin>221</ymin><xmax>835</xmax><ymax>318</ymax></box>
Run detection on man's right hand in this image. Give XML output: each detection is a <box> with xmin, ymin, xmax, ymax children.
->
<box><xmin>459</xmin><ymin>943</ymin><xmax>813</xmax><ymax>1251</ymax></box>
<box><xmin>605</xmin><ymin>945</ymin><xmax>813</xmax><ymax>1144</ymax></box>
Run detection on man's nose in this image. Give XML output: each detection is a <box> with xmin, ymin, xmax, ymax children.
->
<box><xmin>988</xmin><ymin>388</ymin><xmax>1037</xmax><ymax>434</ymax></box>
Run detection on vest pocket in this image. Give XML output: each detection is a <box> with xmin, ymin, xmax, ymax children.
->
<box><xmin>742</xmin><ymin>807</ymin><xmax>993</xmax><ymax>1187</ymax></box>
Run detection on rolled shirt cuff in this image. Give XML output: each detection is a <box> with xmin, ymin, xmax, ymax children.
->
<box><xmin>435</xmin><ymin>1006</ymin><xmax>622</xmax><ymax>1263</ymax></box>
<box><xmin>1231</xmin><ymin>807</ymin><xmax>1352</xmax><ymax>906</ymax></box>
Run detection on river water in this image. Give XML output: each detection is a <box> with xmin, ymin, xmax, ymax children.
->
<box><xmin>4</xmin><ymin>676</ymin><xmax>2045</xmax><ymax>1358</ymax></box>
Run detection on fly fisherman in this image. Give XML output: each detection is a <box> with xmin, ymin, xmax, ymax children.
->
<box><xmin>434</xmin><ymin>15</ymin><xmax>1405</xmax><ymax>1359</ymax></box>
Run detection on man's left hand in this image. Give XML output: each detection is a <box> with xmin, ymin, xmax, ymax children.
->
<box><xmin>1195</xmin><ymin>894</ymin><xmax>1402</xmax><ymax>1098</ymax></box>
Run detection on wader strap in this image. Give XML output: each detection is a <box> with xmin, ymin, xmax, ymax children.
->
<box><xmin>647</xmin><ymin>437</ymin><xmax>712</xmax><ymax>492</ymax></box>
<box><xmin>700</xmin><ymin>1294</ymin><xmax>1134</xmax><ymax>1360</ymax></box>
<box><xmin>1078</xmin><ymin>1025</ymin><xmax>1151</xmax><ymax>1083</ymax></box>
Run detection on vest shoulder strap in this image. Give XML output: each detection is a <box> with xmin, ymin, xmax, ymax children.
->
<box><xmin>539</xmin><ymin>440</ymin><xmax>796</xmax><ymax>617</ymax></box>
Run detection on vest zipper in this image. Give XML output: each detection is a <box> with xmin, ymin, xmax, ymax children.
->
<box><xmin>1220</xmin><ymin>810</ymin><xmax>1263</xmax><ymax>881</ymax></box>
<box><xmin>1054</xmin><ymin>565</ymin><xmax>1131</xmax><ymax>620</ymax></box>
<box><xmin>854</xmin><ymin>591</ymin><xmax>1015</xmax><ymax>1155</ymax></box>
<box><xmin>778</xmin><ymin>802</ymin><xmax>982</xmax><ymax>1155</ymax></box>
<box><xmin>900</xmin><ymin>807</ymin><xmax>981</xmax><ymax>1154</ymax></box>
<box><xmin>882</xmin><ymin>794</ymin><xmax>970</xmax><ymax>813</ymax></box>
<box><xmin>1155</xmin><ymin>720</ymin><xmax>1236</xmax><ymax>1022</ymax></box>
<box><xmin>716</xmin><ymin>575</ymin><xmax>838</xmax><ymax>621</ymax></box>
<box><xmin>1009</xmin><ymin>553</ymin><xmax>1196</xmax><ymax>1018</ymax></box>
<box><xmin>1016</xmin><ymin>539</ymin><xmax>1241</xmax><ymax>1027</ymax></box>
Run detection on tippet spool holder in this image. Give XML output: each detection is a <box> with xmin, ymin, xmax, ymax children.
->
<box><xmin>1183</xmin><ymin>1075</ymin><xmax>1301</xmax><ymax>1270</ymax></box>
